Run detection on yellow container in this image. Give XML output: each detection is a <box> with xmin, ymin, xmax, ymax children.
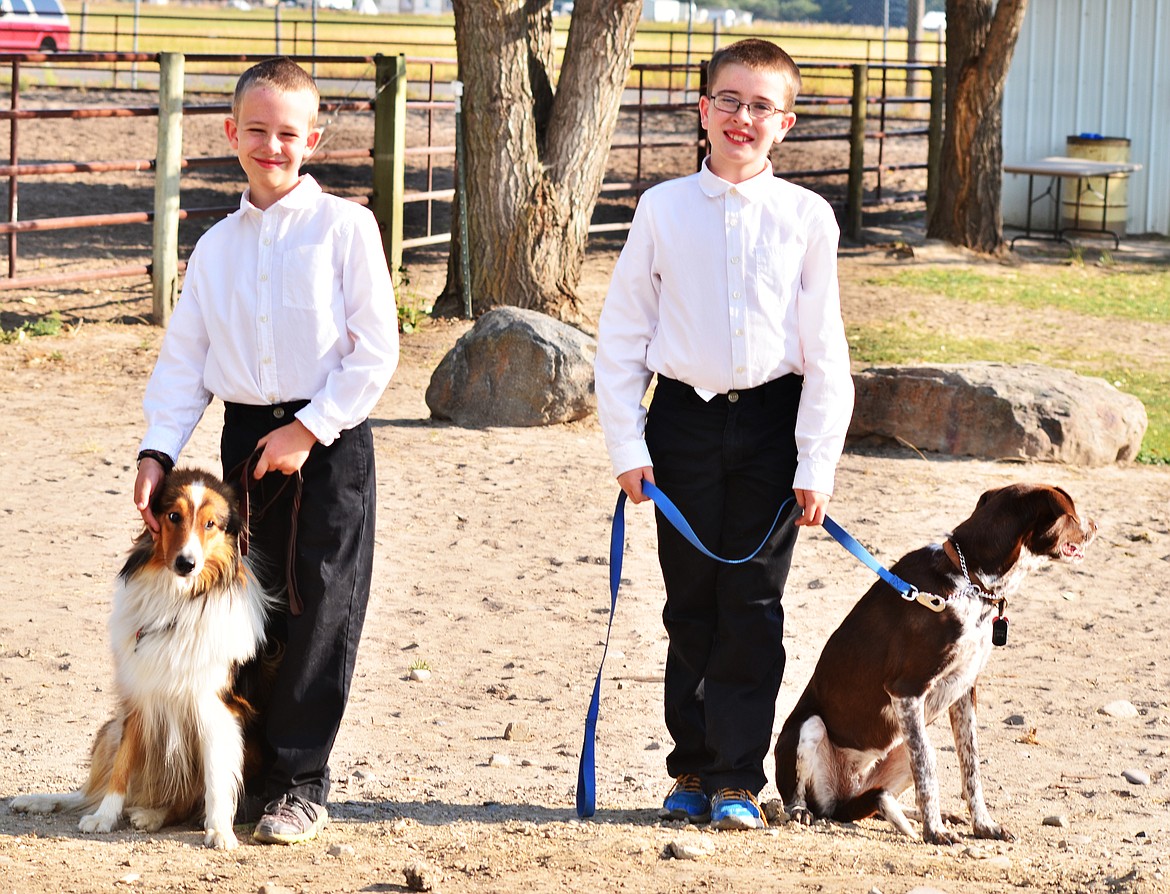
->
<box><xmin>1061</xmin><ymin>134</ymin><xmax>1131</xmax><ymax>236</ymax></box>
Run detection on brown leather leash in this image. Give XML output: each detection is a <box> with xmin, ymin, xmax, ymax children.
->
<box><xmin>232</xmin><ymin>448</ymin><xmax>304</xmax><ymax>616</ymax></box>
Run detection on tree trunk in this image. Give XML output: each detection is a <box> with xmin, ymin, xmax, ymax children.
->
<box><xmin>435</xmin><ymin>0</ymin><xmax>642</xmax><ymax>321</ymax></box>
<box><xmin>926</xmin><ymin>0</ymin><xmax>1028</xmax><ymax>253</ymax></box>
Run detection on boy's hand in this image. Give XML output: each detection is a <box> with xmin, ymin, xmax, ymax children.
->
<box><xmin>794</xmin><ymin>488</ymin><xmax>830</xmax><ymax>527</ymax></box>
<box><xmin>617</xmin><ymin>466</ymin><xmax>655</xmax><ymax>504</ymax></box>
<box><xmin>134</xmin><ymin>459</ymin><xmax>166</xmax><ymax>536</ymax></box>
<box><xmin>253</xmin><ymin>419</ymin><xmax>318</xmax><ymax>478</ymax></box>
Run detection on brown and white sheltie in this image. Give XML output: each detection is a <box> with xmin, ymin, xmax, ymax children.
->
<box><xmin>11</xmin><ymin>468</ymin><xmax>274</xmax><ymax>850</ymax></box>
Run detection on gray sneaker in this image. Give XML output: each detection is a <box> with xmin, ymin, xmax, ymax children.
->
<box><xmin>252</xmin><ymin>794</ymin><xmax>328</xmax><ymax>845</ymax></box>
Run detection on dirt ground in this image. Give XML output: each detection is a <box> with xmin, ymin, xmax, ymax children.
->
<box><xmin>1</xmin><ymin>89</ymin><xmax>1170</xmax><ymax>894</ymax></box>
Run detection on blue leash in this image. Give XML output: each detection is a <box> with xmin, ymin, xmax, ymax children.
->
<box><xmin>575</xmin><ymin>481</ymin><xmax>925</xmax><ymax>819</ymax></box>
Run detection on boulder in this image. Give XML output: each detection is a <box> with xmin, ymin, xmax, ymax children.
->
<box><xmin>425</xmin><ymin>307</ymin><xmax>597</xmax><ymax>427</ymax></box>
<box><xmin>849</xmin><ymin>363</ymin><xmax>1147</xmax><ymax>465</ymax></box>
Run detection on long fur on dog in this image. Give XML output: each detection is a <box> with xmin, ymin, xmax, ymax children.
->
<box><xmin>11</xmin><ymin>468</ymin><xmax>274</xmax><ymax>849</ymax></box>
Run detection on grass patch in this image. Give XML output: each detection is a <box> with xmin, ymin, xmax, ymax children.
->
<box><xmin>864</xmin><ymin>265</ymin><xmax>1170</xmax><ymax>323</ymax></box>
<box><xmin>848</xmin><ymin>265</ymin><xmax>1170</xmax><ymax>464</ymax></box>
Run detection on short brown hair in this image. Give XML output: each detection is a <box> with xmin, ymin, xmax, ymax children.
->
<box><xmin>232</xmin><ymin>57</ymin><xmax>320</xmax><ymax>125</ymax></box>
<box><xmin>707</xmin><ymin>39</ymin><xmax>802</xmax><ymax>111</ymax></box>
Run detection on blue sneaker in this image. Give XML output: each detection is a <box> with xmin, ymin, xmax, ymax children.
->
<box><xmin>658</xmin><ymin>774</ymin><xmax>711</xmax><ymax>823</ymax></box>
<box><xmin>710</xmin><ymin>788</ymin><xmax>767</xmax><ymax>830</ymax></box>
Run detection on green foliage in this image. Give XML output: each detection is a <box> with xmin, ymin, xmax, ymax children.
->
<box><xmin>394</xmin><ymin>265</ymin><xmax>431</xmax><ymax>334</ymax></box>
<box><xmin>1</xmin><ymin>312</ymin><xmax>64</xmax><ymax>343</ymax></box>
<box><xmin>849</xmin><ymin>265</ymin><xmax>1170</xmax><ymax>463</ymax></box>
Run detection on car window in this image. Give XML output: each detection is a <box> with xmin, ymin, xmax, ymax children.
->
<box><xmin>29</xmin><ymin>0</ymin><xmax>63</xmax><ymax>13</ymax></box>
<box><xmin>6</xmin><ymin>0</ymin><xmax>33</xmax><ymax>14</ymax></box>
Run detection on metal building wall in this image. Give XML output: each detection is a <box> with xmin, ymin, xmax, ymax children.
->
<box><xmin>1001</xmin><ymin>0</ymin><xmax>1170</xmax><ymax>236</ymax></box>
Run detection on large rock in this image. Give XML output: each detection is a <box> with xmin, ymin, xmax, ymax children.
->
<box><xmin>425</xmin><ymin>307</ymin><xmax>597</xmax><ymax>427</ymax></box>
<box><xmin>849</xmin><ymin>363</ymin><xmax>1147</xmax><ymax>465</ymax></box>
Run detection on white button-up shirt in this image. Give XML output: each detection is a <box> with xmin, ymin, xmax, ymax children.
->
<box><xmin>140</xmin><ymin>175</ymin><xmax>399</xmax><ymax>459</ymax></box>
<box><xmin>595</xmin><ymin>161</ymin><xmax>854</xmax><ymax>495</ymax></box>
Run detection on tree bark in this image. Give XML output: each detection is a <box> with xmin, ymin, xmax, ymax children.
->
<box><xmin>926</xmin><ymin>0</ymin><xmax>1028</xmax><ymax>254</ymax></box>
<box><xmin>435</xmin><ymin>0</ymin><xmax>642</xmax><ymax>321</ymax></box>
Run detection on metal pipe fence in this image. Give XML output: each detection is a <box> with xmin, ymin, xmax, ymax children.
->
<box><xmin>0</xmin><ymin>50</ymin><xmax>942</xmax><ymax>312</ymax></box>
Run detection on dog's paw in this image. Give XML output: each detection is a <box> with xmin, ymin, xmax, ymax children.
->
<box><xmin>127</xmin><ymin>807</ymin><xmax>167</xmax><ymax>832</ymax></box>
<box><xmin>204</xmin><ymin>826</ymin><xmax>238</xmax><ymax>850</ymax></box>
<box><xmin>79</xmin><ymin>812</ymin><xmax>117</xmax><ymax>834</ymax></box>
<box><xmin>788</xmin><ymin>806</ymin><xmax>816</xmax><ymax>826</ymax></box>
<box><xmin>973</xmin><ymin>820</ymin><xmax>1016</xmax><ymax>842</ymax></box>
<box><xmin>11</xmin><ymin>794</ymin><xmax>56</xmax><ymax>815</ymax></box>
<box><xmin>921</xmin><ymin>824</ymin><xmax>961</xmax><ymax>846</ymax></box>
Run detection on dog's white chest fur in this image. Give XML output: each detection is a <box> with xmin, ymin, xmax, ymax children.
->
<box><xmin>110</xmin><ymin>569</ymin><xmax>268</xmax><ymax>704</ymax></box>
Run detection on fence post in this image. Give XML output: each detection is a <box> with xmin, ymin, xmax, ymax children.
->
<box><xmin>926</xmin><ymin>65</ymin><xmax>945</xmax><ymax>229</ymax></box>
<box><xmin>151</xmin><ymin>51</ymin><xmax>183</xmax><ymax>326</ymax></box>
<box><xmin>373</xmin><ymin>53</ymin><xmax>406</xmax><ymax>281</ymax></box>
<box><xmin>846</xmin><ymin>63</ymin><xmax>867</xmax><ymax>241</ymax></box>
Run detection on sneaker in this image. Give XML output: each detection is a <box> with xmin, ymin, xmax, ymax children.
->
<box><xmin>710</xmin><ymin>788</ymin><xmax>767</xmax><ymax>831</ymax></box>
<box><xmin>658</xmin><ymin>773</ymin><xmax>711</xmax><ymax>823</ymax></box>
<box><xmin>252</xmin><ymin>793</ymin><xmax>328</xmax><ymax>845</ymax></box>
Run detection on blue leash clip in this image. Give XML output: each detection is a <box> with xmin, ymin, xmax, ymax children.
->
<box><xmin>576</xmin><ymin>482</ymin><xmax>924</xmax><ymax>818</ymax></box>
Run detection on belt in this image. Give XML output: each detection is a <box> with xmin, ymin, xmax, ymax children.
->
<box><xmin>224</xmin><ymin>399</ymin><xmax>311</xmax><ymax>423</ymax></box>
<box><xmin>654</xmin><ymin>374</ymin><xmax>800</xmax><ymax>406</ymax></box>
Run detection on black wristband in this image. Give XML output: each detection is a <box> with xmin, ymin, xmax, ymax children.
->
<box><xmin>137</xmin><ymin>449</ymin><xmax>175</xmax><ymax>474</ymax></box>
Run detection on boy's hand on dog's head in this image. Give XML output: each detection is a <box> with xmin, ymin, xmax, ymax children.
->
<box><xmin>794</xmin><ymin>488</ymin><xmax>830</xmax><ymax>528</ymax></box>
<box><xmin>253</xmin><ymin>419</ymin><xmax>319</xmax><ymax>478</ymax></box>
<box><xmin>134</xmin><ymin>459</ymin><xmax>166</xmax><ymax>537</ymax></box>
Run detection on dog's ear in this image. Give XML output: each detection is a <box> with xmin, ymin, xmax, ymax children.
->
<box><xmin>975</xmin><ymin>486</ymin><xmax>1002</xmax><ymax>510</ymax></box>
<box><xmin>1026</xmin><ymin>486</ymin><xmax>1079</xmax><ymax>556</ymax></box>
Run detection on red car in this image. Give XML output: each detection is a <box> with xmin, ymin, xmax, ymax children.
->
<box><xmin>0</xmin><ymin>0</ymin><xmax>71</xmax><ymax>52</ymax></box>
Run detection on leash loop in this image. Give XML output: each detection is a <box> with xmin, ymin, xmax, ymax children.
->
<box><xmin>228</xmin><ymin>447</ymin><xmax>305</xmax><ymax>617</ymax></box>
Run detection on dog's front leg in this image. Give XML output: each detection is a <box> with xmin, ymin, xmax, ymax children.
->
<box><xmin>79</xmin><ymin>712</ymin><xmax>143</xmax><ymax>834</ymax></box>
<box><xmin>199</xmin><ymin>696</ymin><xmax>244</xmax><ymax>850</ymax></box>
<box><xmin>892</xmin><ymin>695</ymin><xmax>956</xmax><ymax>845</ymax></box>
<box><xmin>949</xmin><ymin>690</ymin><xmax>1014</xmax><ymax>841</ymax></box>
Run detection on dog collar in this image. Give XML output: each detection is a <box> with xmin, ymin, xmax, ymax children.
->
<box><xmin>944</xmin><ymin>539</ymin><xmax>998</xmax><ymax>599</ymax></box>
<box><xmin>945</xmin><ymin>539</ymin><xmax>1010</xmax><ymax>645</ymax></box>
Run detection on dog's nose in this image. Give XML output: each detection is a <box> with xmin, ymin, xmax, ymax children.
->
<box><xmin>174</xmin><ymin>555</ymin><xmax>197</xmax><ymax>576</ymax></box>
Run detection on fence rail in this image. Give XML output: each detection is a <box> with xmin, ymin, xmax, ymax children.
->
<box><xmin>1</xmin><ymin>49</ymin><xmax>943</xmax><ymax>321</ymax></box>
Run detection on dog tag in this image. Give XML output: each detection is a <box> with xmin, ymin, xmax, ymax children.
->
<box><xmin>992</xmin><ymin>616</ymin><xmax>1009</xmax><ymax>647</ymax></box>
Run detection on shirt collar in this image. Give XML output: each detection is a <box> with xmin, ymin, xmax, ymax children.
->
<box><xmin>239</xmin><ymin>173</ymin><xmax>322</xmax><ymax>214</ymax></box>
<box><xmin>698</xmin><ymin>158</ymin><xmax>775</xmax><ymax>201</ymax></box>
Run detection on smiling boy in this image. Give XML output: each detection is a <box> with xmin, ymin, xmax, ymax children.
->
<box><xmin>594</xmin><ymin>39</ymin><xmax>854</xmax><ymax>829</ymax></box>
<box><xmin>133</xmin><ymin>58</ymin><xmax>399</xmax><ymax>844</ymax></box>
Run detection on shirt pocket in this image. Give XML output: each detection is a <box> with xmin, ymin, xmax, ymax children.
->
<box><xmin>282</xmin><ymin>244</ymin><xmax>336</xmax><ymax>310</ymax></box>
<box><xmin>754</xmin><ymin>243</ymin><xmax>803</xmax><ymax>307</ymax></box>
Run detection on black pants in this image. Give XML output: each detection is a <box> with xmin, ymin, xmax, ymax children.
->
<box><xmin>646</xmin><ymin>375</ymin><xmax>802</xmax><ymax>795</ymax></box>
<box><xmin>221</xmin><ymin>400</ymin><xmax>376</xmax><ymax>806</ymax></box>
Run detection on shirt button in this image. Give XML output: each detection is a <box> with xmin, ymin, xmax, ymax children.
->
<box><xmin>736</xmin><ymin>366</ymin><xmax>746</xmax><ymax>374</ymax></box>
<box><xmin>732</xmin><ymin>290</ymin><xmax>741</xmax><ymax>299</ymax></box>
<box><xmin>262</xmin><ymin>357</ymin><xmax>272</xmax><ymax>365</ymax></box>
<box><xmin>259</xmin><ymin>273</ymin><xmax>268</xmax><ymax>282</ymax></box>
<box><xmin>263</xmin><ymin>238</ymin><xmax>271</xmax><ymax>245</ymax></box>
<box><xmin>730</xmin><ymin>257</ymin><xmax>740</xmax><ymax>265</ymax></box>
<box><xmin>258</xmin><ymin>314</ymin><xmax>268</xmax><ymax>323</ymax></box>
<box><xmin>267</xmin><ymin>394</ymin><xmax>278</xmax><ymax>403</ymax></box>
<box><xmin>734</xmin><ymin>328</ymin><xmax>744</xmax><ymax>337</ymax></box>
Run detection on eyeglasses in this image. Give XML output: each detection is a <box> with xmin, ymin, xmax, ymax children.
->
<box><xmin>708</xmin><ymin>93</ymin><xmax>787</xmax><ymax>119</ymax></box>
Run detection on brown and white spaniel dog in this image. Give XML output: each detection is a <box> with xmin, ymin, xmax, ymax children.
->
<box><xmin>774</xmin><ymin>483</ymin><xmax>1096</xmax><ymax>843</ymax></box>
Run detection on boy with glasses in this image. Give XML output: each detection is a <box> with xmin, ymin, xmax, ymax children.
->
<box><xmin>595</xmin><ymin>38</ymin><xmax>854</xmax><ymax>830</ymax></box>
